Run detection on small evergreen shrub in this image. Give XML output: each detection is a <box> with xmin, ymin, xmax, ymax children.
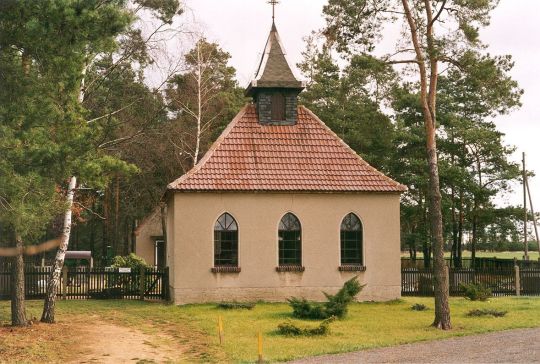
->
<box><xmin>288</xmin><ymin>277</ymin><xmax>364</xmax><ymax>319</ymax></box>
<box><xmin>459</xmin><ymin>282</ymin><xmax>492</xmax><ymax>301</ymax></box>
<box><xmin>411</xmin><ymin>303</ymin><xmax>429</xmax><ymax>311</ymax></box>
<box><xmin>466</xmin><ymin>309</ymin><xmax>507</xmax><ymax>317</ymax></box>
<box><xmin>277</xmin><ymin>316</ymin><xmax>336</xmax><ymax>336</ymax></box>
<box><xmin>216</xmin><ymin>301</ymin><xmax>256</xmax><ymax>310</ymax></box>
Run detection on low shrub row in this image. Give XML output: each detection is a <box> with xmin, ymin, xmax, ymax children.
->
<box><xmin>277</xmin><ymin>317</ymin><xmax>336</xmax><ymax>336</ymax></box>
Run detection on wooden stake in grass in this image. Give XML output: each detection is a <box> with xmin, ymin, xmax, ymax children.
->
<box><xmin>258</xmin><ymin>331</ymin><xmax>263</xmax><ymax>363</ymax></box>
<box><xmin>217</xmin><ymin>315</ymin><xmax>224</xmax><ymax>345</ymax></box>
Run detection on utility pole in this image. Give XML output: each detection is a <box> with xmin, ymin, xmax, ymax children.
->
<box><xmin>526</xmin><ymin>178</ymin><xmax>540</xmax><ymax>258</ymax></box>
<box><xmin>523</xmin><ymin>152</ymin><xmax>529</xmax><ymax>261</ymax></box>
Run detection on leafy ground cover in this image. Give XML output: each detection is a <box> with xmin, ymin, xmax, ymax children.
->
<box><xmin>1</xmin><ymin>297</ymin><xmax>540</xmax><ymax>363</ymax></box>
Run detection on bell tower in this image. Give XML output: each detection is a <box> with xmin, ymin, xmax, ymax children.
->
<box><xmin>245</xmin><ymin>1</ymin><xmax>305</xmax><ymax>125</ymax></box>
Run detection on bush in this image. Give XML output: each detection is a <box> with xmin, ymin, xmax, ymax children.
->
<box><xmin>288</xmin><ymin>276</ymin><xmax>364</xmax><ymax>319</ymax></box>
<box><xmin>88</xmin><ymin>287</ymin><xmax>123</xmax><ymax>299</ymax></box>
<box><xmin>111</xmin><ymin>253</ymin><xmax>150</xmax><ymax>270</ymax></box>
<box><xmin>466</xmin><ymin>309</ymin><xmax>507</xmax><ymax>317</ymax></box>
<box><xmin>216</xmin><ymin>301</ymin><xmax>256</xmax><ymax>310</ymax></box>
<box><xmin>277</xmin><ymin>316</ymin><xmax>336</xmax><ymax>336</ymax></box>
<box><xmin>411</xmin><ymin>303</ymin><xmax>428</xmax><ymax>311</ymax></box>
<box><xmin>288</xmin><ymin>297</ymin><xmax>327</xmax><ymax>319</ymax></box>
<box><xmin>460</xmin><ymin>282</ymin><xmax>492</xmax><ymax>301</ymax></box>
<box><xmin>108</xmin><ymin>254</ymin><xmax>152</xmax><ymax>293</ymax></box>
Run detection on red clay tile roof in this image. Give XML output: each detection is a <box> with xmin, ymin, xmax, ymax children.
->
<box><xmin>167</xmin><ymin>105</ymin><xmax>407</xmax><ymax>193</ymax></box>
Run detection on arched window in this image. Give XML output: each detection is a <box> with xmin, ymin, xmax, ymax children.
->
<box><xmin>278</xmin><ymin>213</ymin><xmax>301</xmax><ymax>266</ymax></box>
<box><xmin>340</xmin><ymin>213</ymin><xmax>363</xmax><ymax>265</ymax></box>
<box><xmin>214</xmin><ymin>213</ymin><xmax>238</xmax><ymax>267</ymax></box>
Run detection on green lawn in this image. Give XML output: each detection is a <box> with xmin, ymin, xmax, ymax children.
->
<box><xmin>3</xmin><ymin>297</ymin><xmax>540</xmax><ymax>362</ymax></box>
<box><xmin>402</xmin><ymin>250</ymin><xmax>540</xmax><ymax>261</ymax></box>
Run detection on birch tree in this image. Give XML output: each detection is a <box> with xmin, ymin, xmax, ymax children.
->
<box><xmin>41</xmin><ymin>0</ymin><xmax>183</xmax><ymax>323</ymax></box>
<box><xmin>0</xmin><ymin>0</ymin><xmax>129</xmax><ymax>325</ymax></box>
<box><xmin>322</xmin><ymin>0</ymin><xmax>516</xmax><ymax>329</ymax></box>
<box><xmin>166</xmin><ymin>39</ymin><xmax>244</xmax><ymax>168</ymax></box>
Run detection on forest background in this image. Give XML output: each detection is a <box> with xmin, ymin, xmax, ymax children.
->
<box><xmin>0</xmin><ymin>0</ymin><xmax>537</xmax><ymax>271</ymax></box>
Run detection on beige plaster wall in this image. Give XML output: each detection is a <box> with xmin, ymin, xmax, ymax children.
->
<box><xmin>167</xmin><ymin>192</ymin><xmax>401</xmax><ymax>304</ymax></box>
<box><xmin>134</xmin><ymin>208</ymin><xmax>162</xmax><ymax>266</ymax></box>
<box><xmin>166</xmin><ymin>198</ymin><xmax>175</xmax><ymax>289</ymax></box>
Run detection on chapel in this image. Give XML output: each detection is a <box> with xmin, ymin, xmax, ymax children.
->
<box><xmin>137</xmin><ymin>18</ymin><xmax>406</xmax><ymax>304</ymax></box>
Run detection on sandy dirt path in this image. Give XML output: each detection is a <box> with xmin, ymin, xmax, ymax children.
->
<box><xmin>74</xmin><ymin>320</ymin><xmax>184</xmax><ymax>364</ymax></box>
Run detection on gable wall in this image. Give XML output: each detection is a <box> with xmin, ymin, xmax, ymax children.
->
<box><xmin>134</xmin><ymin>209</ymin><xmax>162</xmax><ymax>265</ymax></box>
<box><xmin>168</xmin><ymin>191</ymin><xmax>401</xmax><ymax>304</ymax></box>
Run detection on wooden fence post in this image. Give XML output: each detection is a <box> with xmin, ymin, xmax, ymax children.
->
<box><xmin>515</xmin><ymin>265</ymin><xmax>520</xmax><ymax>296</ymax></box>
<box><xmin>445</xmin><ymin>265</ymin><xmax>450</xmax><ymax>294</ymax></box>
<box><xmin>140</xmin><ymin>267</ymin><xmax>145</xmax><ymax>300</ymax></box>
<box><xmin>163</xmin><ymin>267</ymin><xmax>170</xmax><ymax>301</ymax></box>
<box><xmin>62</xmin><ymin>265</ymin><xmax>68</xmax><ymax>300</ymax></box>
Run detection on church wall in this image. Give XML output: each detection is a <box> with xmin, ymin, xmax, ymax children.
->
<box><xmin>168</xmin><ymin>192</ymin><xmax>401</xmax><ymax>304</ymax></box>
<box><xmin>134</xmin><ymin>208</ymin><xmax>162</xmax><ymax>266</ymax></box>
<box><xmin>166</xmin><ymin>196</ymin><xmax>176</xmax><ymax>292</ymax></box>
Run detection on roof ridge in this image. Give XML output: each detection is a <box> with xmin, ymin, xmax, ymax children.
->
<box><xmin>167</xmin><ymin>105</ymin><xmax>250</xmax><ymax>190</ymax></box>
<box><xmin>300</xmin><ymin>106</ymin><xmax>407</xmax><ymax>192</ymax></box>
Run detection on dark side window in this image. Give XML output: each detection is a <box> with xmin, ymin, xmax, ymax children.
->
<box><xmin>340</xmin><ymin>213</ymin><xmax>363</xmax><ymax>265</ymax></box>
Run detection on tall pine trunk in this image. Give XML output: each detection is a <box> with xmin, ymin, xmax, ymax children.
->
<box><xmin>426</xmin><ymin>132</ymin><xmax>451</xmax><ymax>329</ymax></box>
<box><xmin>41</xmin><ymin>176</ymin><xmax>77</xmax><ymax>323</ymax></box>
<box><xmin>11</xmin><ymin>233</ymin><xmax>27</xmax><ymax>326</ymax></box>
<box><xmin>401</xmin><ymin>0</ymin><xmax>451</xmax><ymax>329</ymax></box>
<box><xmin>12</xmin><ymin>50</ymin><xmax>30</xmax><ymax>327</ymax></box>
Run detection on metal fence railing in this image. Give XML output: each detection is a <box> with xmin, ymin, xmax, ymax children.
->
<box><xmin>0</xmin><ymin>266</ymin><xmax>169</xmax><ymax>301</ymax></box>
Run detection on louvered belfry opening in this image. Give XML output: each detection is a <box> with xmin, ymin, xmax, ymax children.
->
<box><xmin>245</xmin><ymin>22</ymin><xmax>304</xmax><ymax>125</ymax></box>
<box><xmin>271</xmin><ymin>92</ymin><xmax>285</xmax><ymax>121</ymax></box>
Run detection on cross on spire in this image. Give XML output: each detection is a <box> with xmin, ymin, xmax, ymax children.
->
<box><xmin>268</xmin><ymin>0</ymin><xmax>279</xmax><ymax>22</ymax></box>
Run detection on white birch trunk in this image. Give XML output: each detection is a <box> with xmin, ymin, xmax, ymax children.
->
<box><xmin>41</xmin><ymin>56</ymin><xmax>87</xmax><ymax>322</ymax></box>
<box><xmin>41</xmin><ymin>176</ymin><xmax>77</xmax><ymax>322</ymax></box>
<box><xmin>193</xmin><ymin>42</ymin><xmax>202</xmax><ymax>166</ymax></box>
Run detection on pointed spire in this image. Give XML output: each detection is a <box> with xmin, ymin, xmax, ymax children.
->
<box><xmin>245</xmin><ymin>22</ymin><xmax>304</xmax><ymax>96</ymax></box>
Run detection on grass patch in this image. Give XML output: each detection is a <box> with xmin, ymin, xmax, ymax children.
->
<box><xmin>179</xmin><ymin>297</ymin><xmax>540</xmax><ymax>362</ymax></box>
<box><xmin>1</xmin><ymin>297</ymin><xmax>540</xmax><ymax>362</ymax></box>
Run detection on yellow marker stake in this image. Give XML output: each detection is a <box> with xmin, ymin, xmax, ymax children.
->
<box><xmin>258</xmin><ymin>331</ymin><xmax>263</xmax><ymax>363</ymax></box>
<box><xmin>218</xmin><ymin>316</ymin><xmax>224</xmax><ymax>345</ymax></box>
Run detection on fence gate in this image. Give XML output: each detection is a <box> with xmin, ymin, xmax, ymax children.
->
<box><xmin>520</xmin><ymin>268</ymin><xmax>540</xmax><ymax>296</ymax></box>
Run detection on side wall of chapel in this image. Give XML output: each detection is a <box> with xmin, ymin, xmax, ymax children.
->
<box><xmin>166</xmin><ymin>192</ymin><xmax>401</xmax><ymax>304</ymax></box>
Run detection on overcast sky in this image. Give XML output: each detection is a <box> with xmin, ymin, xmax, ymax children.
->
<box><xmin>182</xmin><ymin>0</ymin><xmax>540</xmax><ymax>212</ymax></box>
